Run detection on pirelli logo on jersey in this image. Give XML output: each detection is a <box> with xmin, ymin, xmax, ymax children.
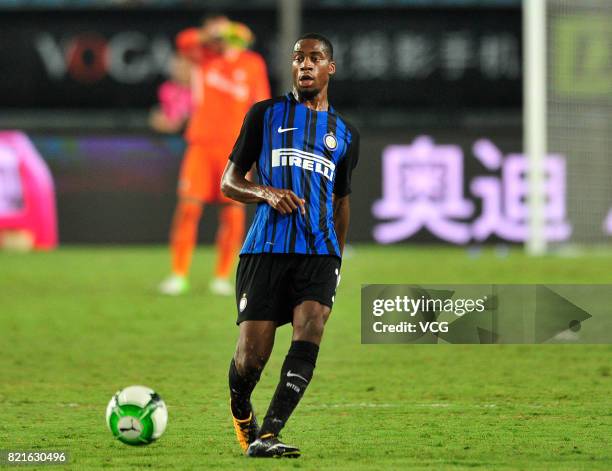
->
<box><xmin>271</xmin><ymin>148</ymin><xmax>336</xmax><ymax>181</ymax></box>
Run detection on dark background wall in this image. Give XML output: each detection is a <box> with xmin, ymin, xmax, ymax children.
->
<box><xmin>0</xmin><ymin>6</ymin><xmax>521</xmax><ymax>111</ymax></box>
<box><xmin>2</xmin><ymin>3</ymin><xmax>523</xmax><ymax>244</ymax></box>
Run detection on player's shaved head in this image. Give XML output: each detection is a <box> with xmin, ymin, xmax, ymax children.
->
<box><xmin>295</xmin><ymin>33</ymin><xmax>334</xmax><ymax>59</ymax></box>
<box><xmin>291</xmin><ymin>35</ymin><xmax>336</xmax><ymax>103</ymax></box>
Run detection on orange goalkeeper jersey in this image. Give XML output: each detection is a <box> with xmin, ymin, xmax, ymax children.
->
<box><xmin>176</xmin><ymin>28</ymin><xmax>271</xmax><ymax>147</ymax></box>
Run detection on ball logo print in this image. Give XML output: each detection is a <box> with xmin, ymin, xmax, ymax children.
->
<box><xmin>117</xmin><ymin>416</ymin><xmax>143</xmax><ymax>440</ymax></box>
<box><xmin>105</xmin><ymin>385</ymin><xmax>168</xmax><ymax>446</ymax></box>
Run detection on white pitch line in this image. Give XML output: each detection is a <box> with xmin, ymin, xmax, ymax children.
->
<box><xmin>308</xmin><ymin>403</ymin><xmax>398</xmax><ymax>409</ymax></box>
<box><xmin>307</xmin><ymin>402</ymin><xmax>499</xmax><ymax>410</ymax></box>
<box><xmin>215</xmin><ymin>401</ymin><xmax>507</xmax><ymax>410</ymax></box>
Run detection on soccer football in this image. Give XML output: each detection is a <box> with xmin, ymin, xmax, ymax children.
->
<box><xmin>105</xmin><ymin>386</ymin><xmax>168</xmax><ymax>446</ymax></box>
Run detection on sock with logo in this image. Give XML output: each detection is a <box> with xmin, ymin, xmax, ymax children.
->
<box><xmin>259</xmin><ymin>340</ymin><xmax>319</xmax><ymax>437</ymax></box>
<box><xmin>229</xmin><ymin>359</ymin><xmax>262</xmax><ymax>420</ymax></box>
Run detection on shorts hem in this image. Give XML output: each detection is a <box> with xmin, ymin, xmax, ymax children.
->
<box><xmin>239</xmin><ymin>252</ymin><xmax>342</xmax><ymax>263</ymax></box>
<box><xmin>235</xmin><ymin>296</ymin><xmax>333</xmax><ymax>327</ymax></box>
<box><xmin>292</xmin><ymin>296</ymin><xmax>334</xmax><ymax>310</ymax></box>
<box><xmin>235</xmin><ymin>317</ymin><xmax>282</xmax><ymax>326</ymax></box>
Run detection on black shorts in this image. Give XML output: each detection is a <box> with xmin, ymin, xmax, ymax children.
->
<box><xmin>235</xmin><ymin>254</ymin><xmax>341</xmax><ymax>326</ymax></box>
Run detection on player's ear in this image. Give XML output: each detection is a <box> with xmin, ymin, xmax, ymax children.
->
<box><xmin>328</xmin><ymin>60</ymin><xmax>336</xmax><ymax>76</ymax></box>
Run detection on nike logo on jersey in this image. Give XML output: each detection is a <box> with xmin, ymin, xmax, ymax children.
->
<box><xmin>277</xmin><ymin>126</ymin><xmax>298</xmax><ymax>133</ymax></box>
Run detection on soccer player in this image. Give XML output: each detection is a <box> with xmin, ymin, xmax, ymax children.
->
<box><xmin>158</xmin><ymin>14</ymin><xmax>270</xmax><ymax>296</ymax></box>
<box><xmin>149</xmin><ymin>54</ymin><xmax>192</xmax><ymax>134</ymax></box>
<box><xmin>220</xmin><ymin>33</ymin><xmax>359</xmax><ymax>457</ymax></box>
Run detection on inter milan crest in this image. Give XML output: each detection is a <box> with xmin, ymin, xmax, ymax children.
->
<box><xmin>323</xmin><ymin>133</ymin><xmax>337</xmax><ymax>151</ymax></box>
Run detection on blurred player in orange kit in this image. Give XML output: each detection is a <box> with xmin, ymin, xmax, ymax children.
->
<box><xmin>159</xmin><ymin>14</ymin><xmax>271</xmax><ymax>296</ymax></box>
<box><xmin>149</xmin><ymin>53</ymin><xmax>193</xmax><ymax>134</ymax></box>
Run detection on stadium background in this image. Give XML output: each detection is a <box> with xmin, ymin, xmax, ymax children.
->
<box><xmin>0</xmin><ymin>0</ymin><xmax>524</xmax><ymax>244</ymax></box>
<box><xmin>2</xmin><ymin>1</ymin><xmax>611</xmax><ymax>470</ymax></box>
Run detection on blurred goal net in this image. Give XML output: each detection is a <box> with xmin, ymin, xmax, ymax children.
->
<box><xmin>526</xmin><ymin>0</ymin><xmax>612</xmax><ymax>253</ymax></box>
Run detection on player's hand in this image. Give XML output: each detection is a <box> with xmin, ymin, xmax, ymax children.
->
<box><xmin>264</xmin><ymin>188</ymin><xmax>306</xmax><ymax>215</ymax></box>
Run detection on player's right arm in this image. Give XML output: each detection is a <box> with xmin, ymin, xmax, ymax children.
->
<box><xmin>221</xmin><ymin>101</ymin><xmax>305</xmax><ymax>215</ymax></box>
<box><xmin>175</xmin><ymin>25</ymin><xmax>223</xmax><ymax>62</ymax></box>
<box><xmin>221</xmin><ymin>163</ymin><xmax>305</xmax><ymax>215</ymax></box>
<box><xmin>175</xmin><ymin>28</ymin><xmax>203</xmax><ymax>62</ymax></box>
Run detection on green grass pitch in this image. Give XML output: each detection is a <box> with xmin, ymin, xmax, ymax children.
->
<box><xmin>1</xmin><ymin>245</ymin><xmax>611</xmax><ymax>470</ymax></box>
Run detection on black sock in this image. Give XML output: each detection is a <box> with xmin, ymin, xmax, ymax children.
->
<box><xmin>259</xmin><ymin>340</ymin><xmax>319</xmax><ymax>437</ymax></box>
<box><xmin>229</xmin><ymin>359</ymin><xmax>262</xmax><ymax>420</ymax></box>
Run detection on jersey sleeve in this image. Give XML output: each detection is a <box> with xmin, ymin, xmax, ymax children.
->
<box><xmin>228</xmin><ymin>100</ymin><xmax>269</xmax><ymax>173</ymax></box>
<box><xmin>333</xmin><ymin>126</ymin><xmax>360</xmax><ymax>197</ymax></box>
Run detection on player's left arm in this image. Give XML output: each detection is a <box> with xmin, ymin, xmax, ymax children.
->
<box><xmin>332</xmin><ymin>126</ymin><xmax>360</xmax><ymax>256</ymax></box>
<box><xmin>333</xmin><ymin>194</ymin><xmax>350</xmax><ymax>255</ymax></box>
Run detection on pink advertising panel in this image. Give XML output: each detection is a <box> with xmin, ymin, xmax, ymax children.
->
<box><xmin>373</xmin><ymin>136</ymin><xmax>573</xmax><ymax>245</ymax></box>
<box><xmin>0</xmin><ymin>131</ymin><xmax>58</xmax><ymax>250</ymax></box>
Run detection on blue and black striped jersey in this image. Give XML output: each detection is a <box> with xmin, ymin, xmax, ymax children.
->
<box><xmin>229</xmin><ymin>93</ymin><xmax>360</xmax><ymax>259</ymax></box>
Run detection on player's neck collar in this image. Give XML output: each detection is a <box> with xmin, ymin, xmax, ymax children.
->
<box><xmin>286</xmin><ymin>92</ymin><xmax>334</xmax><ymax>114</ymax></box>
